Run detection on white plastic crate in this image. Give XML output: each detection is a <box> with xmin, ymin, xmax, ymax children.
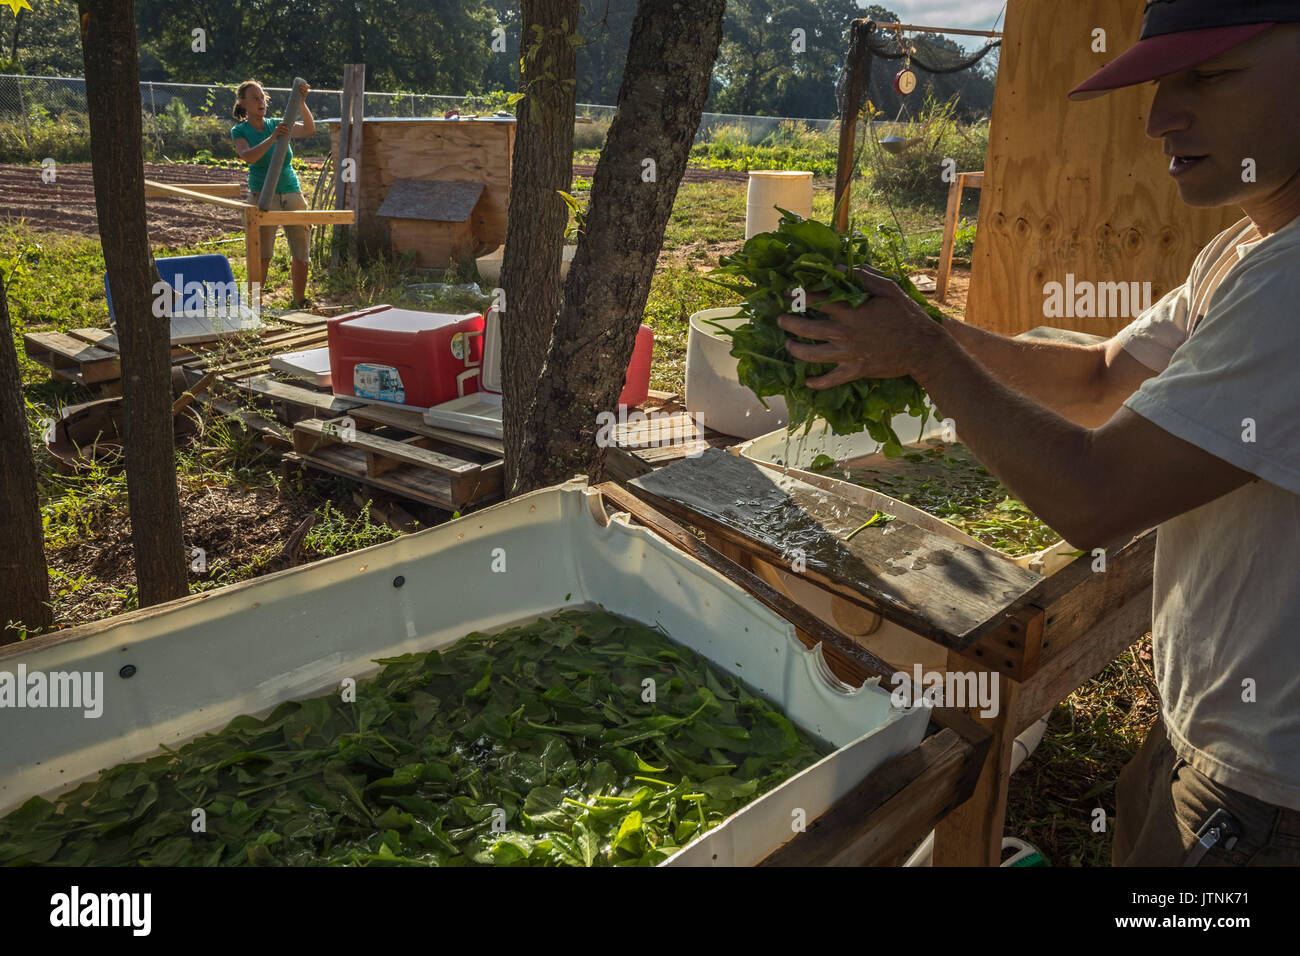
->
<box><xmin>0</xmin><ymin>478</ymin><xmax>926</xmax><ymax>867</ymax></box>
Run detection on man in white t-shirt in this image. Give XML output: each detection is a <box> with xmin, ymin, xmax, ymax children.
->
<box><xmin>776</xmin><ymin>1</ymin><xmax>1300</xmax><ymax>866</ymax></box>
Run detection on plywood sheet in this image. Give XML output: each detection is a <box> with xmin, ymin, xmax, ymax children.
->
<box><xmin>966</xmin><ymin>0</ymin><xmax>1243</xmax><ymax>338</ymax></box>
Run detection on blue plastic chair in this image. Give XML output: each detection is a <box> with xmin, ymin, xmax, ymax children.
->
<box><xmin>104</xmin><ymin>254</ymin><xmax>239</xmax><ymax>327</ymax></box>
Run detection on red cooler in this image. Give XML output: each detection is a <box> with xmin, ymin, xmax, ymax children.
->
<box><xmin>327</xmin><ymin>305</ymin><xmax>484</xmax><ymax>409</ymax></box>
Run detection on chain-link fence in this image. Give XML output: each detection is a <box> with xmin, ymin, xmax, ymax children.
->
<box><xmin>1</xmin><ymin>73</ymin><xmax>865</xmax><ymax>164</ymax></box>
<box><xmin>0</xmin><ymin>74</ymin><xmax>494</xmax><ymax>160</ymax></box>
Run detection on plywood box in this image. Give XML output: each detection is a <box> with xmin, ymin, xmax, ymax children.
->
<box><xmin>327</xmin><ymin>117</ymin><xmax>514</xmax><ymax>261</ymax></box>
<box><xmin>378</xmin><ymin>178</ymin><xmax>487</xmax><ymax>269</ymax></box>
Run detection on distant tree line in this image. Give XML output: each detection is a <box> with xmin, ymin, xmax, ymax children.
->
<box><xmin>2</xmin><ymin>0</ymin><xmax>995</xmax><ymax>120</ymax></box>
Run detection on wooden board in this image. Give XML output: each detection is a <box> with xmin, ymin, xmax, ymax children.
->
<box><xmin>628</xmin><ymin>448</ymin><xmax>1044</xmax><ymax>650</ymax></box>
<box><xmin>761</xmin><ymin>727</ymin><xmax>984</xmax><ymax>866</ymax></box>
<box><xmin>294</xmin><ymin>417</ymin><xmax>490</xmax><ymax>478</ymax></box>
<box><xmin>965</xmin><ymin>0</ymin><xmax>1242</xmax><ymax>337</ymax></box>
<box><xmin>389</xmin><ymin>218</ymin><xmax>475</xmax><ymax>270</ymax></box>
<box><xmin>292</xmin><ymin>412</ymin><xmax>504</xmax><ymax>512</ymax></box>
<box><xmin>272</xmin><ymin>310</ymin><xmax>330</xmax><ymax>326</ymax></box>
<box><xmin>219</xmin><ymin>374</ymin><xmax>362</xmax><ymax>422</ymax></box>
<box><xmin>144</xmin><ymin>181</ymin><xmax>243</xmax><ymax>199</ymax></box>
<box><xmin>140</xmin><ymin>179</ymin><xmax>249</xmax><ymax>210</ymax></box>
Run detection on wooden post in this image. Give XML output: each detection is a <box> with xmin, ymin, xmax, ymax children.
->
<box><xmin>936</xmin><ymin>172</ymin><xmax>981</xmax><ymax>303</ymax></box>
<box><xmin>936</xmin><ymin>176</ymin><xmax>963</xmax><ymax>303</ymax></box>
<box><xmin>932</xmin><ymin>652</ymin><xmax>1021</xmax><ymax>866</ymax></box>
<box><xmin>244</xmin><ymin>206</ymin><xmax>262</xmax><ymax>304</ymax></box>
<box><xmin>258</xmin><ymin>76</ymin><xmax>307</xmax><ymax>212</ymax></box>
<box><xmin>331</xmin><ymin>70</ymin><xmax>353</xmax><ymax>268</ymax></box>
<box><xmin>333</xmin><ymin>64</ymin><xmax>365</xmax><ymax>267</ymax></box>
<box><xmin>833</xmin><ymin>21</ymin><xmax>873</xmax><ymax>234</ymax></box>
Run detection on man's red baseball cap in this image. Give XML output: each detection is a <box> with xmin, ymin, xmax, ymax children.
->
<box><xmin>1068</xmin><ymin>0</ymin><xmax>1300</xmax><ymax>101</ymax></box>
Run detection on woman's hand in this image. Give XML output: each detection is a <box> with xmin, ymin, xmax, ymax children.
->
<box><xmin>298</xmin><ymin>81</ymin><xmax>311</xmax><ymax>97</ymax></box>
<box><xmin>776</xmin><ymin>265</ymin><xmax>947</xmax><ymax>388</ymax></box>
<box><xmin>272</xmin><ymin>122</ymin><xmax>291</xmax><ymax>139</ymax></box>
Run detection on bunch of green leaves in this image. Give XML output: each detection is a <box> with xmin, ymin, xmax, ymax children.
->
<box><xmin>809</xmin><ymin>442</ymin><xmax>1062</xmax><ymax>558</ymax></box>
<box><xmin>0</xmin><ymin>609</ymin><xmax>827</xmax><ymax>867</ymax></box>
<box><xmin>707</xmin><ymin>208</ymin><xmax>944</xmax><ymax>456</ymax></box>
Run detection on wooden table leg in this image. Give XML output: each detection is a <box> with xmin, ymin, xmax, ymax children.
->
<box><xmin>932</xmin><ymin>651</ymin><xmax>1021</xmax><ymax>866</ymax></box>
<box><xmin>244</xmin><ymin>208</ymin><xmax>262</xmax><ymax>308</ymax></box>
<box><xmin>936</xmin><ymin>175</ymin><xmax>964</xmax><ymax>304</ymax></box>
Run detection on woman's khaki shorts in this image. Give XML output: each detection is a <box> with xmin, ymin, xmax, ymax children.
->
<box><xmin>259</xmin><ymin>190</ymin><xmax>310</xmax><ymax>263</ymax></box>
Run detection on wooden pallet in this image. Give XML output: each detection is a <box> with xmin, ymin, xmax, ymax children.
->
<box><xmin>206</xmin><ymin>372</ymin><xmax>359</xmax><ymax>423</ymax></box>
<box><xmin>288</xmin><ymin>413</ymin><xmax>502</xmax><ymax>512</ymax></box>
<box><xmin>22</xmin><ymin>329</ymin><xmax>121</xmax><ymax>387</ymax></box>
<box><xmin>611</xmin><ymin>407</ymin><xmax>736</xmax><ymax>471</ymax></box>
<box><xmin>23</xmin><ymin>318</ymin><xmax>330</xmax><ymax>395</ymax></box>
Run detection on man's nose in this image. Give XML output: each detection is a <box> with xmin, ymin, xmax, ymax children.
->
<box><xmin>1145</xmin><ymin>78</ymin><xmax>1193</xmax><ymax>140</ymax></box>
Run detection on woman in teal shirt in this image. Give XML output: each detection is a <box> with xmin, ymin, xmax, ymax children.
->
<box><xmin>231</xmin><ymin>80</ymin><xmax>316</xmax><ymax>307</ymax></box>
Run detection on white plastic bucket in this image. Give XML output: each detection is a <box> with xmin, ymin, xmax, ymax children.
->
<box><xmin>476</xmin><ymin>244</ymin><xmax>576</xmax><ymax>285</ymax></box>
<box><xmin>686</xmin><ymin>306</ymin><xmax>789</xmax><ymax>439</ymax></box>
<box><xmin>746</xmin><ymin>170</ymin><xmax>813</xmax><ymax>238</ymax></box>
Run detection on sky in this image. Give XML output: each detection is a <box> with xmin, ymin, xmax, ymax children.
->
<box><xmin>867</xmin><ymin>0</ymin><xmax>1010</xmax><ymax>47</ymax></box>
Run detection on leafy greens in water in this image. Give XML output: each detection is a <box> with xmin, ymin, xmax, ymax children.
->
<box><xmin>0</xmin><ymin>608</ymin><xmax>828</xmax><ymax>867</ymax></box>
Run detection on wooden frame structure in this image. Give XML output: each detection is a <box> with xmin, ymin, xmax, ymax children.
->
<box><xmin>833</xmin><ymin>19</ymin><xmax>1002</xmax><ymax>234</ymax></box>
<box><xmin>619</xmin><ymin>455</ymin><xmax>1156</xmax><ymax>866</ymax></box>
<box><xmin>143</xmin><ymin>179</ymin><xmax>355</xmax><ymax>295</ymax></box>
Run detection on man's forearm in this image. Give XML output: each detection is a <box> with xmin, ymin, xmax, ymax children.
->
<box><xmin>916</xmin><ymin>328</ymin><xmax>1104</xmax><ymax>545</ymax></box>
<box><xmin>945</xmin><ymin>319</ymin><xmax>1112</xmax><ymax>427</ymax></box>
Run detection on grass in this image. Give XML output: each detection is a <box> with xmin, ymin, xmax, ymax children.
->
<box><xmin>1009</xmin><ymin>638</ymin><xmax>1158</xmax><ymax>866</ymax></box>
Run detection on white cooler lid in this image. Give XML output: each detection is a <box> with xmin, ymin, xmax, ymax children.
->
<box><xmin>481</xmin><ymin>306</ymin><xmax>502</xmax><ymax>394</ymax></box>
<box><xmin>342</xmin><ymin>306</ymin><xmax>481</xmax><ymax>333</ymax></box>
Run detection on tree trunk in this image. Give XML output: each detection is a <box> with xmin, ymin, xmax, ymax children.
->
<box><xmin>501</xmin><ymin>0</ymin><xmax>580</xmax><ymax>495</ymax></box>
<box><xmin>0</xmin><ymin>275</ymin><xmax>52</xmax><ymax>642</ymax></box>
<box><xmin>511</xmin><ymin>0</ymin><xmax>727</xmax><ymax>492</ymax></box>
<box><xmin>79</xmin><ymin>0</ymin><xmax>189</xmax><ymax>607</ymax></box>
<box><xmin>10</xmin><ymin>9</ymin><xmax>23</xmax><ymax>64</ymax></box>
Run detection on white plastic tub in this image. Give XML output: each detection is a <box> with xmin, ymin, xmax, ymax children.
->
<box><xmin>686</xmin><ymin>307</ymin><xmax>789</xmax><ymax>439</ymax></box>
<box><xmin>0</xmin><ymin>478</ymin><xmax>926</xmax><ymax>867</ymax></box>
<box><xmin>475</xmin><ymin>244</ymin><xmax>576</xmax><ymax>285</ymax></box>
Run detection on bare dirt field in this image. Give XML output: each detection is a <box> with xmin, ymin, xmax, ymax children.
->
<box><xmin>2</xmin><ymin>162</ymin><xmax>250</xmax><ymax>245</ymax></box>
<box><xmin>4</xmin><ymin>160</ymin><xmax>743</xmax><ymax>247</ymax></box>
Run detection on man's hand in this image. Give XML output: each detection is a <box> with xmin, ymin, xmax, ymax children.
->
<box><xmin>776</xmin><ymin>265</ymin><xmax>943</xmax><ymax>387</ymax></box>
